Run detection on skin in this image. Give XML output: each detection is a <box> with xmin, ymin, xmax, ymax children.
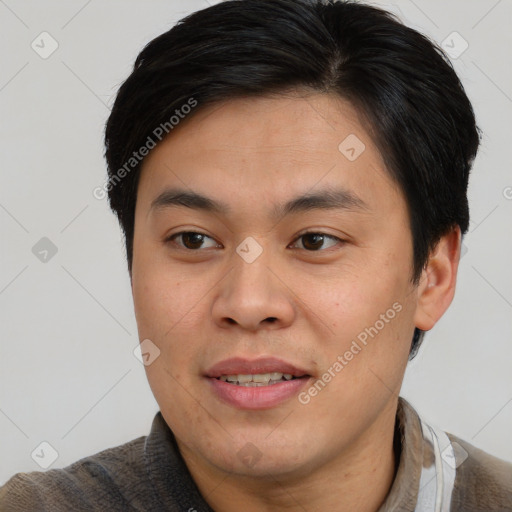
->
<box><xmin>130</xmin><ymin>91</ymin><xmax>461</xmax><ymax>512</ymax></box>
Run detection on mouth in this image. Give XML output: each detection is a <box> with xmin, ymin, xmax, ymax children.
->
<box><xmin>217</xmin><ymin>372</ymin><xmax>303</xmax><ymax>387</ymax></box>
<box><xmin>205</xmin><ymin>356</ymin><xmax>311</xmax><ymax>381</ymax></box>
<box><xmin>205</xmin><ymin>357</ymin><xmax>312</xmax><ymax>409</ymax></box>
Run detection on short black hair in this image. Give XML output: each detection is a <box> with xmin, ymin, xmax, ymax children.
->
<box><xmin>104</xmin><ymin>0</ymin><xmax>480</xmax><ymax>360</ymax></box>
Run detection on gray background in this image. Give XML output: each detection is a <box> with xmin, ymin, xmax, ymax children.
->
<box><xmin>1</xmin><ymin>0</ymin><xmax>511</xmax><ymax>485</ymax></box>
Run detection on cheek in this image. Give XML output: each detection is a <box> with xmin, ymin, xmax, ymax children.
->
<box><xmin>132</xmin><ymin>260</ymin><xmax>208</xmax><ymax>364</ymax></box>
<box><xmin>132</xmin><ymin>262</ymin><xmax>199</xmax><ymax>338</ymax></box>
<box><xmin>314</xmin><ymin>271</ymin><xmax>391</xmax><ymax>332</ymax></box>
<box><xmin>320</xmin><ymin>270</ymin><xmax>412</xmax><ymax>369</ymax></box>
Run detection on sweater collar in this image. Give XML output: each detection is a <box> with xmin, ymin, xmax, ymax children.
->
<box><xmin>143</xmin><ymin>412</ymin><xmax>213</xmax><ymax>511</ymax></box>
<box><xmin>377</xmin><ymin>396</ymin><xmax>426</xmax><ymax>511</ymax></box>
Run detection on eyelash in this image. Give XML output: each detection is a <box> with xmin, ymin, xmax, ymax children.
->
<box><xmin>165</xmin><ymin>230</ymin><xmax>345</xmax><ymax>252</ymax></box>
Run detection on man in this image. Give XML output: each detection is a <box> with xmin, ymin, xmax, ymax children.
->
<box><xmin>1</xmin><ymin>0</ymin><xmax>511</xmax><ymax>510</ymax></box>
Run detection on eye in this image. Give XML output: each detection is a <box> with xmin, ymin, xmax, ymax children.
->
<box><xmin>290</xmin><ymin>231</ymin><xmax>344</xmax><ymax>251</ymax></box>
<box><xmin>166</xmin><ymin>231</ymin><xmax>220</xmax><ymax>250</ymax></box>
<box><xmin>165</xmin><ymin>230</ymin><xmax>344</xmax><ymax>252</ymax></box>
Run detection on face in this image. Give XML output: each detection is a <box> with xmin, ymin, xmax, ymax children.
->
<box><xmin>131</xmin><ymin>92</ymin><xmax>420</xmax><ymax>479</ymax></box>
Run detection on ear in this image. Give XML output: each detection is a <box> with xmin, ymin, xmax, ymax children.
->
<box><xmin>413</xmin><ymin>225</ymin><xmax>462</xmax><ymax>331</ymax></box>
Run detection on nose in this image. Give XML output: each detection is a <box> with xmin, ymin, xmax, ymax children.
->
<box><xmin>211</xmin><ymin>242</ymin><xmax>296</xmax><ymax>332</ymax></box>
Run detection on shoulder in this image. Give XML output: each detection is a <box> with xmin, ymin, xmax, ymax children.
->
<box><xmin>0</xmin><ymin>435</ymin><xmax>150</xmax><ymax>512</ymax></box>
<box><xmin>447</xmin><ymin>432</ymin><xmax>512</xmax><ymax>511</ymax></box>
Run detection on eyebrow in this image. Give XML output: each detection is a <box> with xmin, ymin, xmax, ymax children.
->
<box><xmin>149</xmin><ymin>186</ymin><xmax>370</xmax><ymax>220</ymax></box>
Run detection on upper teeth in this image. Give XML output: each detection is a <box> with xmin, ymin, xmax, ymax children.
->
<box><xmin>220</xmin><ymin>372</ymin><xmax>294</xmax><ymax>385</ymax></box>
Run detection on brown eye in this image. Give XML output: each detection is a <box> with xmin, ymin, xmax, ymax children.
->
<box><xmin>167</xmin><ymin>231</ymin><xmax>219</xmax><ymax>250</ymax></box>
<box><xmin>291</xmin><ymin>232</ymin><xmax>343</xmax><ymax>251</ymax></box>
<box><xmin>165</xmin><ymin>230</ymin><xmax>343</xmax><ymax>252</ymax></box>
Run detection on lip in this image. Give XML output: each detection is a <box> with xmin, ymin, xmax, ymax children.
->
<box><xmin>205</xmin><ymin>356</ymin><xmax>310</xmax><ymax>378</ymax></box>
<box><xmin>205</xmin><ymin>357</ymin><xmax>312</xmax><ymax>410</ymax></box>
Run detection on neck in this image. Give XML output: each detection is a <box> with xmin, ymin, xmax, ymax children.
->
<box><xmin>178</xmin><ymin>398</ymin><xmax>399</xmax><ymax>512</ymax></box>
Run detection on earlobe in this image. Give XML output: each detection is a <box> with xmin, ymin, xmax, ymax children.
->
<box><xmin>413</xmin><ymin>226</ymin><xmax>462</xmax><ymax>331</ymax></box>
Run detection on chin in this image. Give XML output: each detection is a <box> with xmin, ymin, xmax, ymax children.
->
<box><xmin>198</xmin><ymin>431</ymin><xmax>317</xmax><ymax>479</ymax></box>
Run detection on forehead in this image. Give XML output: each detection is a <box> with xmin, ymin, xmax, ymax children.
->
<box><xmin>136</xmin><ymin>92</ymin><xmax>403</xmax><ymax>218</ymax></box>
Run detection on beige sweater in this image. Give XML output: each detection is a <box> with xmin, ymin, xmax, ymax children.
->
<box><xmin>1</xmin><ymin>397</ymin><xmax>511</xmax><ymax>511</ymax></box>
